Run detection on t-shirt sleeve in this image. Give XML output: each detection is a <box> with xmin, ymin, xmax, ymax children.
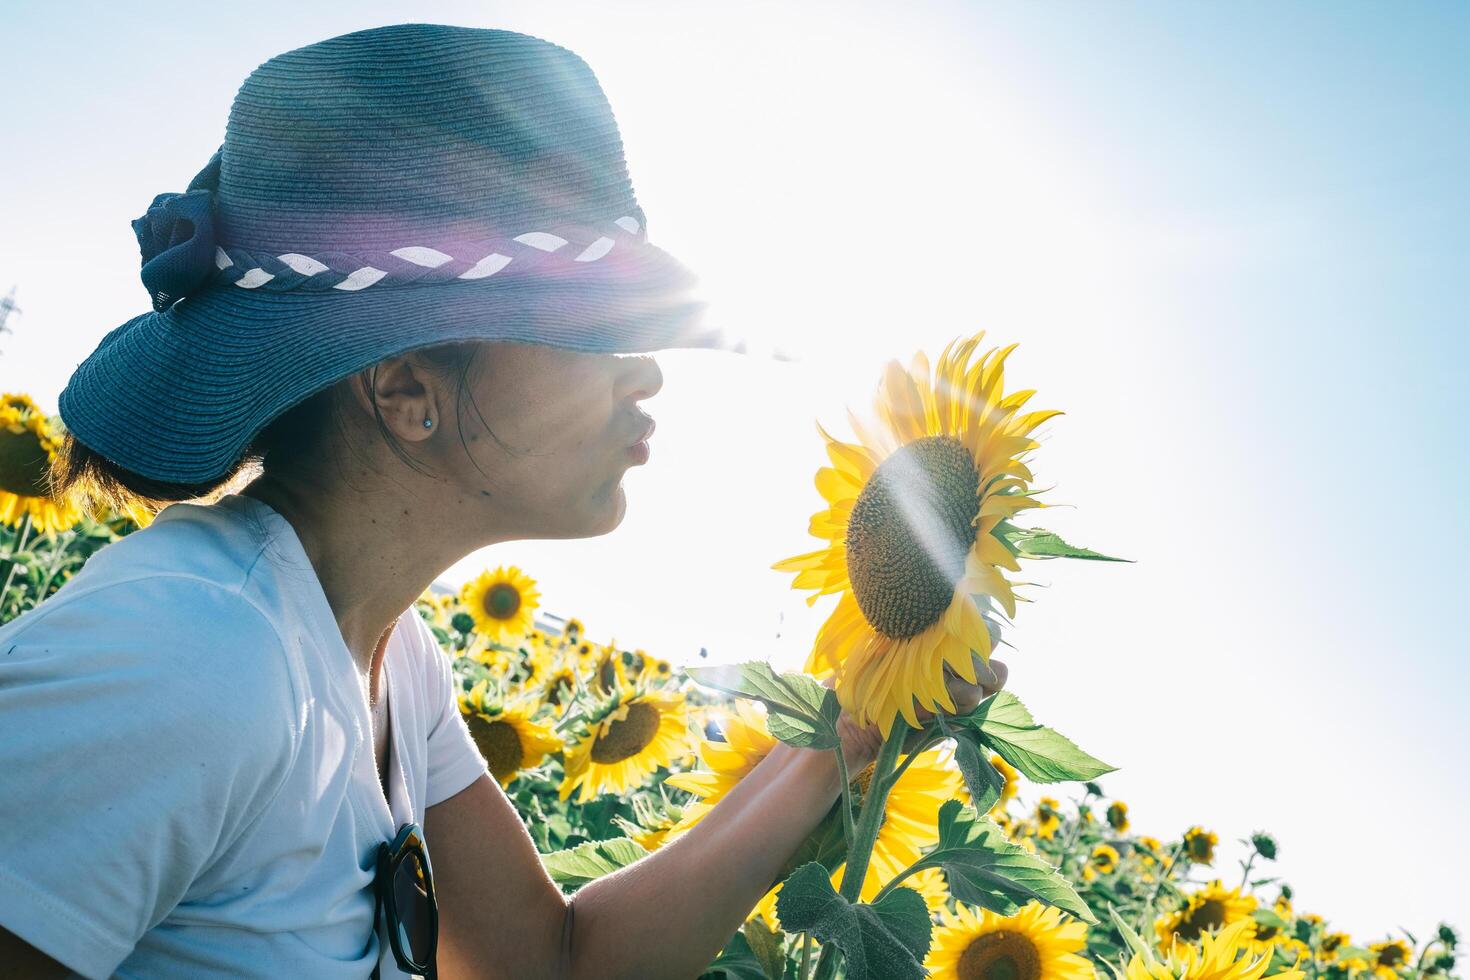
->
<box><xmin>406</xmin><ymin>611</ymin><xmax>489</xmax><ymax>808</ymax></box>
<box><xmin>0</xmin><ymin>576</ymin><xmax>300</xmax><ymax>980</ymax></box>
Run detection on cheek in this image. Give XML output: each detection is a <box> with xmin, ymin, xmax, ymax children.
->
<box><xmin>469</xmin><ymin>396</ymin><xmax>617</xmax><ymax>506</ymax></box>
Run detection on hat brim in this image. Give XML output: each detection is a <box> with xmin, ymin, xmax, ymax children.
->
<box><xmin>60</xmin><ymin>239</ymin><xmax>730</xmax><ymax>485</ymax></box>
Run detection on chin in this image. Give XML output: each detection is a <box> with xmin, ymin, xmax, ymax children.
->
<box><xmin>559</xmin><ymin>483</ymin><xmax>627</xmax><ymax>539</ymax></box>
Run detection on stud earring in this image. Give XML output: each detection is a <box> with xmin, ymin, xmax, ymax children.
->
<box><xmin>423</xmin><ymin>416</ymin><xmax>433</xmax><ymax>429</ymax></box>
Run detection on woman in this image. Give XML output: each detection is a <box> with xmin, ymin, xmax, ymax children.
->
<box><xmin>0</xmin><ymin>24</ymin><xmax>1005</xmax><ymax>979</ymax></box>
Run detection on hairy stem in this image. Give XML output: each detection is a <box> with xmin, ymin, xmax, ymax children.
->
<box><xmin>832</xmin><ymin>745</ymin><xmax>856</xmax><ymax>848</ymax></box>
<box><xmin>838</xmin><ymin>724</ymin><xmax>907</xmax><ymax>904</ymax></box>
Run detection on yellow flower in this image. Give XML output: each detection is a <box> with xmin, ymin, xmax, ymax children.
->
<box><xmin>630</xmin><ymin>816</ymin><xmax>679</xmax><ymax>852</ymax></box>
<box><xmin>560</xmin><ymin>688</ymin><xmax>690</xmax><ymax>803</ymax></box>
<box><xmin>456</xmin><ymin>682</ymin><xmax>562</xmax><ymax>787</ymax></box>
<box><xmin>1184</xmin><ymin>825</ymin><xmax>1219</xmax><ymax>865</ymax></box>
<box><xmin>1090</xmin><ymin>843</ymin><xmax>1120</xmax><ymax>874</ymax></box>
<box><xmin>562</xmin><ymin>617</ymin><xmax>585</xmax><ymax>641</ymax></box>
<box><xmin>541</xmin><ymin>664</ymin><xmax>579</xmax><ymax>709</ymax></box>
<box><xmin>0</xmin><ymin>396</ymin><xmax>83</xmax><ymax>534</ymax></box>
<box><xmin>641</xmin><ymin>656</ymin><xmax>675</xmax><ymax>683</ymax></box>
<box><xmin>926</xmin><ymin>901</ymin><xmax>1092</xmax><ymax>980</ymax></box>
<box><xmin>1035</xmin><ymin>797</ymin><xmax>1062</xmax><ymax>840</ymax></box>
<box><xmin>1320</xmin><ymin>932</ymin><xmax>1351</xmax><ymax>962</ymax></box>
<box><xmin>665</xmin><ymin>701</ymin><xmax>777</xmax><ymax>833</ymax></box>
<box><xmin>510</xmin><ymin>639</ymin><xmax>552</xmax><ymax>687</ymax></box>
<box><xmin>773</xmin><ymin>333</ymin><xmax>1059</xmax><ymax>736</ymax></box>
<box><xmin>1368</xmin><ymin>940</ymin><xmax>1411</xmax><ymax>980</ymax></box>
<box><xmin>1156</xmin><ymin>880</ymin><xmax>1258</xmax><ymax>949</ymax></box>
<box><xmin>1108</xmin><ymin>800</ymin><xmax>1131</xmax><ymax>833</ymax></box>
<box><xmin>591</xmin><ymin>643</ymin><xmax>629</xmax><ymax>694</ymax></box>
<box><xmin>1128</xmin><ymin>919</ymin><xmax>1305</xmax><ymax>980</ymax></box>
<box><xmin>459</xmin><ymin>565</ymin><xmax>540</xmax><ymax>640</ymax></box>
<box><xmin>667</xmin><ymin>702</ymin><xmax>965</xmax><ymax>919</ymax></box>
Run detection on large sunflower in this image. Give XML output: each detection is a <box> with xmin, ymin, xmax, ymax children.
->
<box><xmin>457</xmin><ymin>681</ymin><xmax>562</xmax><ymax>787</ymax></box>
<box><xmin>1128</xmin><ymin>919</ymin><xmax>1306</xmax><ymax>980</ymax></box>
<box><xmin>460</xmin><ymin>565</ymin><xmax>540</xmax><ymax>641</ymax></box>
<box><xmin>559</xmin><ymin>687</ymin><xmax>690</xmax><ymax>804</ymax></box>
<box><xmin>0</xmin><ymin>394</ymin><xmax>83</xmax><ymax>534</ymax></box>
<box><xmin>927</xmin><ymin>901</ymin><xmax>1092</xmax><ymax>980</ymax></box>
<box><xmin>773</xmin><ymin>333</ymin><xmax>1059</xmax><ymax>736</ymax></box>
<box><xmin>1157</xmin><ymin>880</ymin><xmax>1259</xmax><ymax>949</ymax></box>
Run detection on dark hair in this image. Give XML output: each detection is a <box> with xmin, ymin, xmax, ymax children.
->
<box><xmin>50</xmin><ymin>340</ymin><xmax>503</xmax><ymax>520</ymax></box>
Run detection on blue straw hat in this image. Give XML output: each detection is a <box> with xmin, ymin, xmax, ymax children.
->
<box><xmin>59</xmin><ymin>23</ymin><xmax>730</xmax><ymax>486</ymax></box>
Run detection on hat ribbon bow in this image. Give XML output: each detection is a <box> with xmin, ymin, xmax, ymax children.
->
<box><xmin>132</xmin><ymin>149</ymin><xmax>222</xmax><ymax>312</ymax></box>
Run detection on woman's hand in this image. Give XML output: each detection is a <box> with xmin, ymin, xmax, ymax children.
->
<box><xmin>834</xmin><ymin>656</ymin><xmax>1010</xmax><ymax>773</ymax></box>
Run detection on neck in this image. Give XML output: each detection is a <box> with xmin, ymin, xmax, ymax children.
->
<box><xmin>238</xmin><ymin>470</ymin><xmax>493</xmax><ymax>691</ymax></box>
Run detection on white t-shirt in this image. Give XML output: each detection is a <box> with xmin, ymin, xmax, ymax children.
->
<box><xmin>0</xmin><ymin>493</ymin><xmax>490</xmax><ymax>979</ymax></box>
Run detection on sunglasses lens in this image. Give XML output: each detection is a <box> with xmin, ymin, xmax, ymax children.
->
<box><xmin>392</xmin><ymin>850</ymin><xmax>433</xmax><ymax>967</ymax></box>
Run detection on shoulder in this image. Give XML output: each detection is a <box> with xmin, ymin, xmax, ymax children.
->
<box><xmin>394</xmin><ymin>604</ymin><xmax>454</xmax><ymax>683</ymax></box>
<box><xmin>60</xmin><ymin>497</ymin><xmax>271</xmax><ymax>592</ymax></box>
<box><xmin>0</xmin><ymin>571</ymin><xmax>302</xmax><ymax>746</ymax></box>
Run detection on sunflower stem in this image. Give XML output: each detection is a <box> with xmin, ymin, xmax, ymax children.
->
<box><xmin>1</xmin><ymin>513</ymin><xmax>33</xmax><ymax>605</ymax></box>
<box><xmin>812</xmin><ymin>944</ymin><xmax>838</xmax><ymax>980</ymax></box>
<box><xmin>1237</xmin><ymin>851</ymin><xmax>1256</xmax><ymax>891</ymax></box>
<box><xmin>868</xmin><ymin>853</ymin><xmax>929</xmax><ymax>907</ymax></box>
<box><xmin>799</xmin><ymin>932</ymin><xmax>814</xmax><ymax>980</ymax></box>
<box><xmin>837</xmin><ymin>723</ymin><xmax>907</xmax><ymax>904</ymax></box>
<box><xmin>1058</xmin><ymin>783</ymin><xmax>1096</xmax><ymax>876</ymax></box>
<box><xmin>883</xmin><ymin>726</ymin><xmax>944</xmax><ymax>794</ymax></box>
<box><xmin>832</xmin><ymin>745</ymin><xmax>856</xmax><ymax>848</ymax></box>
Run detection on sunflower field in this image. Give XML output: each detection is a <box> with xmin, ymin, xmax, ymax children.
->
<box><xmin>1</xmin><ymin>333</ymin><xmax>1461</xmax><ymax>980</ymax></box>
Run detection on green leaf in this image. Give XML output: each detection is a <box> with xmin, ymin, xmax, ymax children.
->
<box><xmin>742</xmin><ymin>918</ymin><xmax>788</xmax><ymax>980</ymax></box>
<box><xmin>998</xmin><ymin>526</ymin><xmax>1131</xmax><ymax>562</ymax></box>
<box><xmin>946</xmin><ymin>725</ymin><xmax>1005</xmax><ymax>815</ymax></box>
<box><xmin>686</xmin><ymin>661</ymin><xmax>842</xmax><ymax>751</ymax></box>
<box><xmin>775</xmin><ymin>863</ymin><xmax>931</xmax><ymax>980</ymax></box>
<box><xmin>958</xmin><ymin>692</ymin><xmax>1116</xmax><ymax>783</ymax></box>
<box><xmin>779</xmin><ymin>804</ymin><xmax>849</xmax><ymax>881</ymax></box>
<box><xmin>540</xmin><ymin>837</ymin><xmax>648</xmax><ymax>890</ymax></box>
<box><xmin>915</xmin><ymin>800</ymin><xmax>1097</xmax><ymax>923</ymax></box>
<box><xmin>1107</xmin><ymin>904</ymin><xmax>1154</xmax><ymax>962</ymax></box>
<box><xmin>701</xmin><ymin>934</ymin><xmax>773</xmax><ymax>980</ymax></box>
<box><xmin>1253</xmin><ymin>908</ymin><xmax>1289</xmax><ymax>930</ymax></box>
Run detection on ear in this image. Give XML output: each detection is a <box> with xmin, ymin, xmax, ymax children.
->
<box><xmin>347</xmin><ymin>353</ymin><xmax>442</xmax><ymax>444</ymax></box>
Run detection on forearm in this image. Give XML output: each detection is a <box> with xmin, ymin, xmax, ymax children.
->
<box><xmin>563</xmin><ymin>742</ymin><xmax>842</xmax><ymax>980</ymax></box>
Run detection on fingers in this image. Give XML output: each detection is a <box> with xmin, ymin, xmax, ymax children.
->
<box><xmin>978</xmin><ymin>656</ymin><xmax>1008</xmax><ymax>698</ymax></box>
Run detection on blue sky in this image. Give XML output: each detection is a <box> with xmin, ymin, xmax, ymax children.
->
<box><xmin>3</xmin><ymin>0</ymin><xmax>1466</xmax><ymax>940</ymax></box>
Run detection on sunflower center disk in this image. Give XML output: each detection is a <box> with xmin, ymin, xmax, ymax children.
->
<box><xmin>468</xmin><ymin>717</ymin><xmax>525</xmax><ymax>782</ymax></box>
<box><xmin>1177</xmin><ymin>899</ymin><xmax>1226</xmax><ymax>941</ymax></box>
<box><xmin>591</xmin><ymin>702</ymin><xmax>662</xmax><ymax>764</ymax></box>
<box><xmin>845</xmin><ymin>435</ymin><xmax>981</xmax><ymax>639</ymax></box>
<box><xmin>957</xmin><ymin>931</ymin><xmax>1042</xmax><ymax>980</ymax></box>
<box><xmin>0</xmin><ymin>429</ymin><xmax>51</xmax><ymax>497</ymax></box>
<box><xmin>484</xmin><ymin>583</ymin><xmax>522</xmax><ymax>620</ymax></box>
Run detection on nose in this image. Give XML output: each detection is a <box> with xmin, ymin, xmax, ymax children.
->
<box><xmin>615</xmin><ymin>353</ymin><xmax>663</xmax><ymax>403</ymax></box>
